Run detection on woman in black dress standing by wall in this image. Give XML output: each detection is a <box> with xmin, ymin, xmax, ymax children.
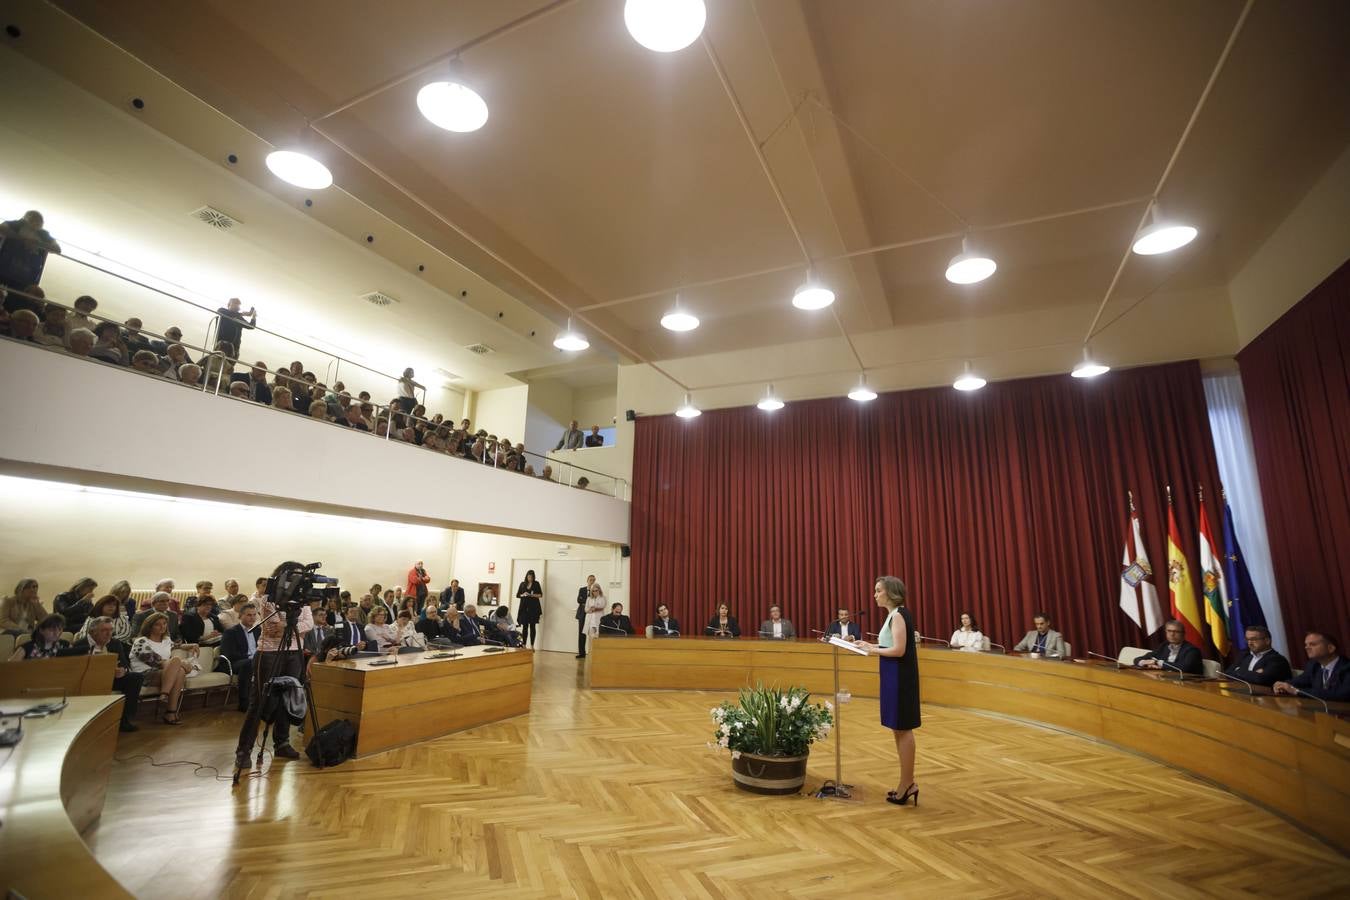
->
<box><xmin>515</xmin><ymin>569</ymin><xmax>543</xmax><ymax>649</ymax></box>
<box><xmin>857</xmin><ymin>575</ymin><xmax>920</xmax><ymax>806</ymax></box>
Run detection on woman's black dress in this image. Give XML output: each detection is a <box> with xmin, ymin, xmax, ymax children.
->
<box><xmin>879</xmin><ymin>605</ymin><xmax>921</xmax><ymax>731</ymax></box>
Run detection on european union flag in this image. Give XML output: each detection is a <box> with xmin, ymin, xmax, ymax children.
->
<box><xmin>1222</xmin><ymin>499</ymin><xmax>1266</xmax><ymax>650</ymax></box>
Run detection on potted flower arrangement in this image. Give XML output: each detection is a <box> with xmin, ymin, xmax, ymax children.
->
<box><xmin>709</xmin><ymin>683</ymin><xmax>833</xmax><ymax>795</ymax></box>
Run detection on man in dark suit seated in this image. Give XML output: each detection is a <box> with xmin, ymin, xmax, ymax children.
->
<box><xmin>1134</xmin><ymin>619</ymin><xmax>1204</xmax><ymax>675</ymax></box>
<box><xmin>218</xmin><ymin>602</ymin><xmax>261</xmax><ymax>711</ymax></box>
<box><xmin>62</xmin><ymin>616</ymin><xmax>142</xmax><ymax>732</ymax></box>
<box><xmin>1224</xmin><ymin>625</ymin><xmax>1291</xmax><ymax>687</ymax></box>
<box><xmin>599</xmin><ymin>603</ymin><xmax>634</xmax><ymax>636</ymax></box>
<box><xmin>303</xmin><ymin>608</ymin><xmax>333</xmax><ymax>656</ymax></box>
<box><xmin>651</xmin><ymin>604</ymin><xmax>680</xmax><ymax>637</ymax></box>
<box><xmin>334</xmin><ymin>604</ymin><xmax>368</xmax><ymax>649</ymax></box>
<box><xmin>440</xmin><ymin>579</ymin><xmax>466</xmax><ymax>611</ymax></box>
<box><xmin>1275</xmin><ymin>631</ymin><xmax>1350</xmax><ymax>702</ymax></box>
<box><xmin>458</xmin><ymin>604</ymin><xmax>488</xmax><ymax>645</ymax></box>
<box><xmin>826</xmin><ymin>608</ymin><xmax>862</xmax><ymax>642</ymax></box>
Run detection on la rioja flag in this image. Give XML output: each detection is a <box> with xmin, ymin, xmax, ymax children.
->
<box><xmin>1120</xmin><ymin>491</ymin><xmax>1163</xmax><ymax>635</ymax></box>
<box><xmin>1197</xmin><ymin>487</ymin><xmax>1231</xmax><ymax>656</ymax></box>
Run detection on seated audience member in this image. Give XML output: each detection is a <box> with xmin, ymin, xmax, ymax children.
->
<box><xmin>76</xmin><ymin>594</ymin><xmax>134</xmax><ymax>644</ymax></box>
<box><xmin>65</xmin><ymin>294</ymin><xmax>98</xmax><ymax>337</ymax></box>
<box><xmin>131</xmin><ymin>348</ymin><xmax>163</xmax><ymax>375</ymax></box>
<box><xmin>130</xmin><ymin>612</ymin><xmax>198</xmax><ymax>724</ymax></box>
<box><xmin>585</xmin><ymin>425</ymin><xmax>605</xmax><ymax>447</ymax></box>
<box><xmin>1274</xmin><ymin>632</ymin><xmax>1350</xmax><ymax>702</ymax></box>
<box><xmin>90</xmin><ymin>321</ymin><xmax>126</xmax><ymax>363</ymax></box>
<box><xmin>218</xmin><ymin>595</ymin><xmax>242</xmax><ymax>630</ymax></box>
<box><xmin>303</xmin><ymin>608</ymin><xmax>332</xmax><ymax>655</ymax></box>
<box><xmin>108</xmin><ymin>579</ymin><xmax>136</xmax><ymax>620</ymax></box>
<box><xmin>575</xmin><ymin>476</ymin><xmax>590</xmax><ymax>490</ymax></box>
<box><xmin>202</xmin><ymin>340</ymin><xmax>236</xmax><ymax>388</ymax></box>
<box><xmin>218</xmin><ymin>602</ymin><xmax>260</xmax><ymax>711</ymax></box>
<box><xmin>364</xmin><ymin>606</ymin><xmax>398</xmax><ymax>652</ymax></box>
<box><xmin>598</xmin><ymin>602</ymin><xmax>634</xmax><ymax>636</ymax></box>
<box><xmin>652</xmin><ymin>604</ymin><xmax>680</xmax><ymax>637</ymax></box>
<box><xmin>395</xmin><ymin>609</ymin><xmax>426</xmax><ymax>649</ymax></box>
<box><xmin>7</xmin><ymin>308</ymin><xmax>40</xmax><ymax>342</ymax></box>
<box><xmin>248</xmin><ymin>362</ymin><xmax>273</xmax><ymax>404</ymax></box>
<box><xmin>180</xmin><ymin>595</ymin><xmax>223</xmax><ymax>646</ymax></box>
<box><xmin>335</xmin><ymin>604</ymin><xmax>368</xmax><ymax>649</ymax></box>
<box><xmin>339</xmin><ymin>404</ymin><xmax>370</xmax><ymax>430</ymax></box>
<box><xmin>8</xmin><ymin>613</ymin><xmax>69</xmax><ymax>660</ymax></box>
<box><xmin>152</xmin><ymin>326</ymin><xmax>184</xmax><ymax>356</ymax></box>
<box><xmin>0</xmin><ymin>210</ymin><xmax>61</xmax><ymax>291</ymax></box>
<box><xmin>161</xmin><ymin>343</ymin><xmax>191</xmax><ymax>378</ymax></box>
<box><xmin>308</xmin><ymin>399</ymin><xmax>331</xmax><ymax>421</ymax></box>
<box><xmin>270</xmin><ymin>385</ymin><xmax>294</xmax><ymax>413</ymax></box>
<box><xmin>66</xmin><ymin>326</ymin><xmax>96</xmax><ymax>357</ymax></box>
<box><xmin>178</xmin><ymin>363</ymin><xmax>203</xmax><ymax>387</ymax></box>
<box><xmin>64</xmin><ymin>615</ymin><xmax>143</xmax><ymax>731</ymax></box>
<box><xmin>458</xmin><ymin>604</ymin><xmax>488</xmax><ymax>646</ymax></box>
<box><xmin>53</xmin><ymin>576</ymin><xmax>98</xmax><ymax>636</ymax></box>
<box><xmin>1013</xmin><ymin>612</ymin><xmax>1066</xmax><ymax>656</ymax></box>
<box><xmin>151</xmin><ymin>578</ymin><xmax>182</xmax><ymax>612</ymax></box>
<box><xmin>35</xmin><ymin>302</ymin><xmax>67</xmax><ymax>346</ymax></box>
<box><xmin>191</xmin><ymin>580</ymin><xmax>219</xmax><ymax>615</ymax></box>
<box><xmin>355</xmin><ymin>593</ymin><xmax>376</xmax><ymax>626</ymax></box>
<box><xmin>418</xmin><ymin>604</ymin><xmax>448</xmax><ymax>643</ymax></box>
<box><xmin>132</xmin><ymin>592</ymin><xmax>182</xmax><ymax>641</ymax></box>
<box><xmin>441</xmin><ymin>604</ymin><xmax>470</xmax><ymax>645</ymax></box>
<box><xmin>1</xmin><ymin>578</ymin><xmax>49</xmax><ymax>634</ymax></box>
<box><xmin>950</xmin><ymin>611</ymin><xmax>985</xmax><ymax>652</ymax></box>
<box><xmin>227</xmin><ymin>380</ymin><xmax>251</xmax><ymax>400</ymax></box>
<box><xmin>705</xmin><ymin>603</ymin><xmax>740</xmax><ymax>637</ymax></box>
<box><xmin>122</xmin><ymin>318</ymin><xmax>154</xmax><ymax>359</ymax></box>
<box><xmin>1224</xmin><ymin>626</ymin><xmax>1292</xmax><ymax>687</ymax></box>
<box><xmin>308</xmin><ymin>633</ymin><xmax>360</xmax><ymax>678</ymax></box>
<box><xmin>440</xmin><ymin>579</ymin><xmax>466</xmax><ymax>610</ymax></box>
<box><xmin>1133</xmin><ymin>619</ymin><xmax>1203</xmax><ymax>675</ymax></box>
<box><xmin>382</xmin><ymin>589</ymin><xmax>401</xmax><ymax>620</ymax></box>
<box><xmin>758</xmin><ymin>605</ymin><xmax>795</xmax><ymax>640</ymax></box>
<box><xmin>538</xmin><ymin>464</ymin><xmax>554</xmax><ymax>481</ymax></box>
<box><xmin>490</xmin><ymin>605</ymin><xmax>522</xmax><ymax>646</ymax></box>
<box><xmin>826</xmin><ymin>608</ymin><xmax>861</xmax><ymax>642</ymax></box>
<box><xmin>221</xmin><ymin>578</ymin><xmax>247</xmax><ymax>610</ymax></box>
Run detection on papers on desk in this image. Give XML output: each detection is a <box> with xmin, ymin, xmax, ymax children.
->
<box><xmin>828</xmin><ymin>636</ymin><xmax>868</xmax><ymax>656</ymax></box>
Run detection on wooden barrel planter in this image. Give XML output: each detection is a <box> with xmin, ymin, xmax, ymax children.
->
<box><xmin>730</xmin><ymin>752</ymin><xmax>809</xmax><ymax>795</ymax></box>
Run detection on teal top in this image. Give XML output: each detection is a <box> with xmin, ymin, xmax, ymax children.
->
<box><xmin>878</xmin><ymin>608</ymin><xmax>898</xmax><ymax>649</ymax></box>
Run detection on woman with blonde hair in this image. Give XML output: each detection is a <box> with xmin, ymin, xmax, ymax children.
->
<box><xmin>363</xmin><ymin>605</ymin><xmax>398</xmax><ymax>652</ymax></box>
<box><xmin>129</xmin><ymin>612</ymin><xmax>198</xmax><ymax>725</ymax></box>
<box><xmin>0</xmin><ymin>578</ymin><xmax>48</xmax><ymax>634</ymax></box>
<box><xmin>108</xmin><ymin>579</ymin><xmax>135</xmax><ymax>619</ymax></box>
<box><xmin>856</xmin><ymin>575</ymin><xmax>921</xmax><ymax>807</ymax></box>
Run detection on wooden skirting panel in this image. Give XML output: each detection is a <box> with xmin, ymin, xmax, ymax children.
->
<box><xmin>591</xmin><ymin>637</ymin><xmax>1350</xmax><ymax>852</ymax></box>
<box><xmin>311</xmin><ymin>646</ymin><xmax>533</xmax><ymax>757</ymax></box>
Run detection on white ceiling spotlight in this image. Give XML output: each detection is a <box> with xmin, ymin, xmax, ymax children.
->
<box><xmin>675</xmin><ymin>392</ymin><xmax>702</xmax><ymax>419</ymax></box>
<box><xmin>791</xmin><ymin>271</ymin><xmax>835</xmax><ymax>310</ymax></box>
<box><xmin>416</xmin><ymin>78</ymin><xmax>489</xmax><ymax>133</ymax></box>
<box><xmin>847</xmin><ymin>374</ymin><xmax>877</xmax><ymax>403</ymax></box>
<box><xmin>1131</xmin><ymin>203</ymin><xmax>1197</xmax><ymax>255</ymax></box>
<box><xmin>1071</xmin><ymin>345</ymin><xmax>1110</xmax><ymax>379</ymax></box>
<box><xmin>265</xmin><ymin>149</ymin><xmax>333</xmax><ymax>190</ymax></box>
<box><xmin>945</xmin><ymin>234</ymin><xmax>997</xmax><ymax>285</ymax></box>
<box><xmin>953</xmin><ymin>361</ymin><xmax>987</xmax><ymax>392</ymax></box>
<box><xmin>553</xmin><ymin>317</ymin><xmax>589</xmax><ymax>352</ymax></box>
<box><xmin>624</xmin><ymin>0</ymin><xmax>707</xmax><ymax>53</ymax></box>
<box><xmin>757</xmin><ymin>384</ymin><xmax>785</xmax><ymax>412</ymax></box>
<box><xmin>660</xmin><ymin>295</ymin><xmax>700</xmax><ymax>332</ymax></box>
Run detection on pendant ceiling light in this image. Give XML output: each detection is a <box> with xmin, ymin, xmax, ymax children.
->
<box><xmin>1131</xmin><ymin>204</ymin><xmax>1197</xmax><ymax>255</ymax></box>
<box><xmin>624</xmin><ymin>0</ymin><xmax>707</xmax><ymax>53</ymax></box>
<box><xmin>553</xmin><ymin>317</ymin><xmax>589</xmax><ymax>352</ymax></box>
<box><xmin>847</xmin><ymin>374</ymin><xmax>877</xmax><ymax>402</ymax></box>
<box><xmin>660</xmin><ymin>295</ymin><xmax>700</xmax><ymax>332</ymax></box>
<box><xmin>1071</xmin><ymin>345</ymin><xmax>1110</xmax><ymax>379</ymax></box>
<box><xmin>953</xmin><ymin>361</ymin><xmax>987</xmax><ymax>392</ymax></box>
<box><xmin>944</xmin><ymin>235</ymin><xmax>997</xmax><ymax>285</ymax></box>
<box><xmin>265</xmin><ymin>150</ymin><xmax>333</xmax><ymax>190</ymax></box>
<box><xmin>757</xmin><ymin>384</ymin><xmax>784</xmax><ymax>412</ymax></box>
<box><xmin>416</xmin><ymin>80</ymin><xmax>489</xmax><ymax>133</ymax></box>
<box><xmin>675</xmin><ymin>392</ymin><xmax>701</xmax><ymax>418</ymax></box>
<box><xmin>791</xmin><ymin>272</ymin><xmax>835</xmax><ymax>310</ymax></box>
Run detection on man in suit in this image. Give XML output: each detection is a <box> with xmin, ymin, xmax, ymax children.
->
<box><xmin>758</xmin><ymin>605</ymin><xmax>796</xmax><ymax>640</ymax></box>
<box><xmin>1134</xmin><ymin>619</ymin><xmax>1204</xmax><ymax>675</ymax></box>
<box><xmin>62</xmin><ymin>616</ymin><xmax>143</xmax><ymax>732</ymax></box>
<box><xmin>1225</xmin><ymin>625</ymin><xmax>1291</xmax><ymax>687</ymax></box>
<box><xmin>1275</xmin><ymin>631</ymin><xmax>1350</xmax><ymax>702</ymax></box>
<box><xmin>576</xmin><ymin>574</ymin><xmax>596</xmax><ymax>657</ymax></box>
<box><xmin>335</xmin><ymin>604</ymin><xmax>367</xmax><ymax>649</ymax></box>
<box><xmin>303</xmin><ymin>608</ymin><xmax>333</xmax><ymax>656</ymax></box>
<box><xmin>179</xmin><ymin>595</ymin><xmax>223</xmax><ymax>646</ymax></box>
<box><xmin>440</xmin><ymin>579</ymin><xmax>466</xmax><ymax>611</ymax></box>
<box><xmin>218</xmin><ymin>602</ymin><xmax>261</xmax><ymax>711</ymax></box>
<box><xmin>1013</xmin><ymin>612</ymin><xmax>1066</xmax><ymax>657</ymax></box>
<box><xmin>459</xmin><ymin>604</ymin><xmax>488</xmax><ymax>646</ymax></box>
<box><xmin>132</xmin><ymin>592</ymin><xmax>181</xmax><ymax>641</ymax></box>
<box><xmin>826</xmin><ymin>608</ymin><xmax>862</xmax><ymax>642</ymax></box>
<box><xmin>652</xmin><ymin>604</ymin><xmax>680</xmax><ymax>637</ymax></box>
<box><xmin>355</xmin><ymin>593</ymin><xmax>376</xmax><ymax>627</ymax></box>
<box><xmin>599</xmin><ymin>602</ymin><xmax>634</xmax><ymax>636</ymax></box>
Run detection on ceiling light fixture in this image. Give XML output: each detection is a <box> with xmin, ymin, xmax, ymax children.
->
<box><xmin>265</xmin><ymin>150</ymin><xmax>332</xmax><ymax>190</ymax></box>
<box><xmin>660</xmin><ymin>295</ymin><xmax>700</xmax><ymax>332</ymax></box>
<box><xmin>791</xmin><ymin>271</ymin><xmax>835</xmax><ymax>310</ymax></box>
<box><xmin>848</xmin><ymin>374</ymin><xmax>877</xmax><ymax>402</ymax></box>
<box><xmin>953</xmin><ymin>361</ymin><xmax>987</xmax><ymax>392</ymax></box>
<box><xmin>945</xmin><ymin>235</ymin><xmax>997</xmax><ymax>285</ymax></box>
<box><xmin>1131</xmin><ymin>204</ymin><xmax>1197</xmax><ymax>255</ymax></box>
<box><xmin>553</xmin><ymin>317</ymin><xmax>589</xmax><ymax>352</ymax></box>
<box><xmin>675</xmin><ymin>392</ymin><xmax>702</xmax><ymax>418</ymax></box>
<box><xmin>416</xmin><ymin>80</ymin><xmax>489</xmax><ymax>133</ymax></box>
<box><xmin>1071</xmin><ymin>345</ymin><xmax>1110</xmax><ymax>378</ymax></box>
<box><xmin>757</xmin><ymin>384</ymin><xmax>784</xmax><ymax>412</ymax></box>
<box><xmin>624</xmin><ymin>0</ymin><xmax>707</xmax><ymax>53</ymax></box>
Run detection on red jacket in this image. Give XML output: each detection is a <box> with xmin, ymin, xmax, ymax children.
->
<box><xmin>407</xmin><ymin>566</ymin><xmax>430</xmax><ymax>596</ymax></box>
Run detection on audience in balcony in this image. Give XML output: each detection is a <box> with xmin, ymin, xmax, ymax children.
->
<box><xmin>66</xmin><ymin>294</ymin><xmax>99</xmax><ymax>339</ymax></box>
<box><xmin>36</xmin><ymin>303</ymin><xmax>67</xmax><ymax>346</ymax></box>
<box><xmin>67</xmin><ymin>327</ymin><xmax>96</xmax><ymax>357</ymax></box>
<box><xmin>8</xmin><ymin>613</ymin><xmax>69</xmax><ymax>660</ymax></box>
<box><xmin>90</xmin><ymin>321</ymin><xmax>125</xmax><ymax>363</ymax></box>
<box><xmin>1</xmin><ymin>578</ymin><xmax>48</xmax><ymax>633</ymax></box>
<box><xmin>214</xmin><ymin>298</ymin><xmax>257</xmax><ymax>354</ymax></box>
<box><xmin>555</xmin><ymin>419</ymin><xmax>584</xmax><ymax>451</ymax></box>
<box><xmin>6</xmin><ymin>308</ymin><xmax>39</xmax><ymax>342</ymax></box>
<box><xmin>585</xmin><ymin>425</ymin><xmax>605</xmax><ymax>447</ymax></box>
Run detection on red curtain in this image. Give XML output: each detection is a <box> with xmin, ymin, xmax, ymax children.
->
<box><xmin>1237</xmin><ymin>259</ymin><xmax>1350</xmax><ymax>664</ymax></box>
<box><xmin>631</xmin><ymin>361</ymin><xmax>1224</xmax><ymax>657</ymax></box>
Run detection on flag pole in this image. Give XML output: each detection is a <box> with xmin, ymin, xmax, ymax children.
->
<box><xmin>1126</xmin><ymin>489</ymin><xmax>1143</xmax><ymax>632</ymax></box>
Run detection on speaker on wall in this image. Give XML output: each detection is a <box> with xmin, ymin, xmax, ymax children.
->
<box><xmin>620</xmin><ymin>544</ymin><xmax>631</xmax><ymax>558</ymax></box>
<box><xmin>625</xmin><ymin>409</ymin><xmax>636</xmax><ymax>422</ymax></box>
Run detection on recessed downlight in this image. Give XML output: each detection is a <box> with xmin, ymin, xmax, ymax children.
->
<box><xmin>265</xmin><ymin>150</ymin><xmax>332</xmax><ymax>189</ymax></box>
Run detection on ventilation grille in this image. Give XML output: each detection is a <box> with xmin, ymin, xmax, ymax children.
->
<box><xmin>463</xmin><ymin>342</ymin><xmax>494</xmax><ymax>356</ymax></box>
<box><xmin>190</xmin><ymin>206</ymin><xmax>240</xmax><ymax>230</ymax></box>
<box><xmin>359</xmin><ymin>290</ymin><xmax>399</xmax><ymax>308</ymax></box>
<box><xmin>434</xmin><ymin>367</ymin><xmax>461</xmax><ymax>382</ymax></box>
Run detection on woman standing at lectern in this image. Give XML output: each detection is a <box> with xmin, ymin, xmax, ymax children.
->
<box><xmin>856</xmin><ymin>575</ymin><xmax>921</xmax><ymax>806</ymax></box>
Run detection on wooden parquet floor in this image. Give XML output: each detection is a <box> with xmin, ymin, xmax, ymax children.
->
<box><xmin>89</xmin><ymin>652</ymin><xmax>1350</xmax><ymax>899</ymax></box>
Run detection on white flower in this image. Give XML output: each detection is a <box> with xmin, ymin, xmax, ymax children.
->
<box><xmin>718</xmin><ymin>736</ymin><xmax>729</xmax><ymax>748</ymax></box>
<box><xmin>731</xmin><ymin>750</ymin><xmax>742</xmax><ymax>760</ymax></box>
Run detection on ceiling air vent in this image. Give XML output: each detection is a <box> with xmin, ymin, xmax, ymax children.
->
<box><xmin>359</xmin><ymin>290</ymin><xmax>399</xmax><ymax>308</ymax></box>
<box><xmin>434</xmin><ymin>367</ymin><xmax>461</xmax><ymax>382</ymax></box>
<box><xmin>190</xmin><ymin>206</ymin><xmax>240</xmax><ymax>230</ymax></box>
<box><xmin>463</xmin><ymin>343</ymin><xmax>494</xmax><ymax>356</ymax></box>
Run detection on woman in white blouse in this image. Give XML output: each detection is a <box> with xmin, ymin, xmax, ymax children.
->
<box><xmin>364</xmin><ymin>605</ymin><xmax>398</xmax><ymax>652</ymax></box>
<box><xmin>950</xmin><ymin>611</ymin><xmax>985</xmax><ymax>652</ymax></box>
<box><xmin>394</xmin><ymin>609</ymin><xmax>426</xmax><ymax>649</ymax></box>
<box><xmin>129</xmin><ymin>612</ymin><xmax>198</xmax><ymax>724</ymax></box>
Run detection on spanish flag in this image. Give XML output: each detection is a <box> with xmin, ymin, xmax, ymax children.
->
<box><xmin>1166</xmin><ymin>489</ymin><xmax>1204</xmax><ymax>648</ymax></box>
<box><xmin>1196</xmin><ymin>488</ymin><xmax>1231</xmax><ymax>656</ymax></box>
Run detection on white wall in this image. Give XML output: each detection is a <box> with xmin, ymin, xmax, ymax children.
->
<box><xmin>573</xmin><ymin>384</ymin><xmax>618</xmax><ymax>430</ymax></box>
<box><xmin>0</xmin><ymin>340</ymin><xmax>630</xmax><ymax>545</ymax></box>
<box><xmin>473</xmin><ymin>384</ymin><xmax>530</xmax><ymax>444</ymax></box>
<box><xmin>523</xmin><ymin>379</ymin><xmax>573</xmax><ymax>458</ymax></box>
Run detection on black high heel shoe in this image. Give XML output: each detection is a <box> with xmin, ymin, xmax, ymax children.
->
<box><xmin>886</xmin><ymin>783</ymin><xmax>918</xmax><ymax>806</ymax></box>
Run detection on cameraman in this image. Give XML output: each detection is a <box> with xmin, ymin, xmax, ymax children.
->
<box><xmin>234</xmin><ymin>580</ymin><xmax>312</xmax><ymax>768</ymax></box>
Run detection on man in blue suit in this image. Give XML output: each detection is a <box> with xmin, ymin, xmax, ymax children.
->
<box><xmin>1275</xmin><ymin>632</ymin><xmax>1350</xmax><ymax>702</ymax></box>
<box><xmin>825</xmin><ymin>608</ymin><xmax>861</xmax><ymax>642</ymax></box>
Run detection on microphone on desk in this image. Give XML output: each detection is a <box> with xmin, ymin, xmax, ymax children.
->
<box><xmin>986</xmin><ymin>641</ymin><xmax>1008</xmax><ymax>655</ymax></box>
<box><xmin>600</xmin><ymin>623</ymin><xmax>630</xmax><ymax>635</ymax></box>
<box><xmin>917</xmin><ymin>635</ymin><xmax>950</xmax><ymax>648</ymax></box>
<box><xmin>1213</xmin><ymin>668</ymin><xmax>1255</xmax><ymax>694</ymax></box>
<box><xmin>1087</xmin><ymin>650</ymin><xmax>1123</xmax><ymax>669</ymax></box>
<box><xmin>1157</xmin><ymin>659</ymin><xmax>1190</xmax><ymax>680</ymax></box>
<box><xmin>1283</xmin><ymin>684</ymin><xmax>1330</xmax><ymax>714</ymax></box>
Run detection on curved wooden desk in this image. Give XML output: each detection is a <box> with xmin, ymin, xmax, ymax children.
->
<box><xmin>590</xmin><ymin>637</ymin><xmax>1350</xmax><ymax>853</ymax></box>
<box><xmin>0</xmin><ymin>695</ymin><xmax>131</xmax><ymax>899</ymax></box>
